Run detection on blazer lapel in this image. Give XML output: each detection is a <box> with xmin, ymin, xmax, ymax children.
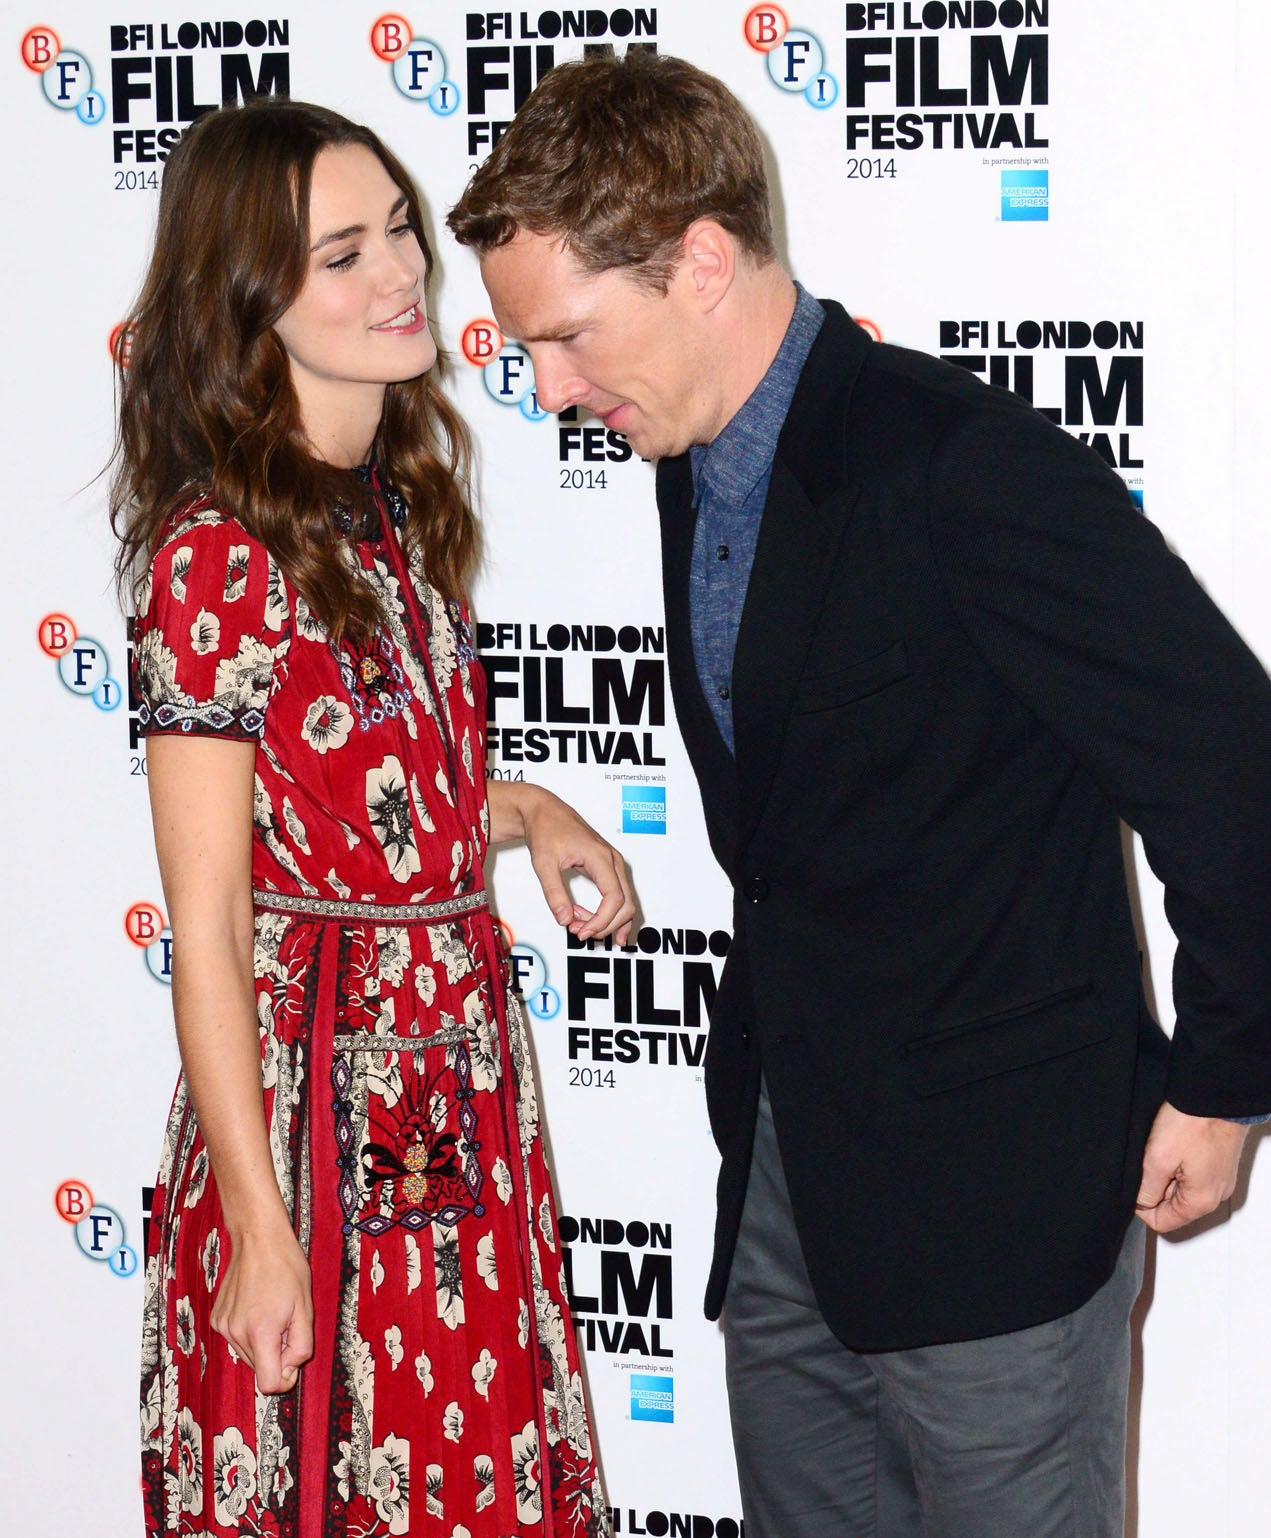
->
<box><xmin>656</xmin><ymin>455</ymin><xmax>739</xmax><ymax>834</ymax></box>
<box><xmin>731</xmin><ymin>303</ymin><xmax>873</xmax><ymax>842</ymax></box>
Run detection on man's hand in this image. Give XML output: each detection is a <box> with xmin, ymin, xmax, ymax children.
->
<box><xmin>1135</xmin><ymin>1102</ymin><xmax>1250</xmax><ymax>1234</ymax></box>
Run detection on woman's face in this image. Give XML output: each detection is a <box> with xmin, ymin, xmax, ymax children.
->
<box><xmin>273</xmin><ymin>142</ymin><xmax>436</xmax><ymax>452</ymax></box>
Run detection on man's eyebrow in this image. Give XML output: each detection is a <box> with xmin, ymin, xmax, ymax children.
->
<box><xmin>310</xmin><ymin>195</ymin><xmax>410</xmax><ymax>253</ymax></box>
<box><xmin>515</xmin><ymin>316</ymin><xmax>591</xmax><ymax>343</ymax></box>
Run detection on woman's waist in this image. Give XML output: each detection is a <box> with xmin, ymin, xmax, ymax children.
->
<box><xmin>251</xmin><ymin>883</ymin><xmax>489</xmax><ymax>925</ymax></box>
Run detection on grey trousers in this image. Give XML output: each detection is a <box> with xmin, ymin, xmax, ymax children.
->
<box><xmin>723</xmin><ymin>1085</ymin><xmax>1146</xmax><ymax>1538</ymax></box>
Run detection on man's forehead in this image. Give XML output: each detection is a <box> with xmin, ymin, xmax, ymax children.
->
<box><xmin>481</xmin><ymin>232</ymin><xmax>607</xmax><ymax>340</ymax></box>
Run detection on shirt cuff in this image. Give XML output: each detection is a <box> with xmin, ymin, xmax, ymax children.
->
<box><xmin>1227</xmin><ymin>1115</ymin><xmax>1271</xmax><ymax>1125</ymax></box>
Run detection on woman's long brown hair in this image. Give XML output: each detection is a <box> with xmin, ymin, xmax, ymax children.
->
<box><xmin>110</xmin><ymin>97</ymin><xmax>477</xmax><ymax>642</ymax></box>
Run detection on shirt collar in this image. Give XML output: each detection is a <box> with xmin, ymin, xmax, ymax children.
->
<box><xmin>690</xmin><ymin>282</ymin><xmax>824</xmax><ymax>507</ymax></box>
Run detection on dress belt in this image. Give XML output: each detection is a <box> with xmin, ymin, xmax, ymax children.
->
<box><xmin>251</xmin><ymin>888</ymin><xmax>489</xmax><ymax>923</ymax></box>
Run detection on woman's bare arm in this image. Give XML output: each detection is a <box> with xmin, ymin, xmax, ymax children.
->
<box><xmin>147</xmin><ymin>734</ymin><xmax>313</xmax><ymax>1394</ymax></box>
<box><xmin>487</xmin><ymin>777</ymin><xmax>636</xmax><ymax>943</ymax></box>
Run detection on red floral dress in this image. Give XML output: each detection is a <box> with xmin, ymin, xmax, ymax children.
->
<box><xmin>134</xmin><ymin>485</ymin><xmax>608</xmax><ymax>1538</ymax></box>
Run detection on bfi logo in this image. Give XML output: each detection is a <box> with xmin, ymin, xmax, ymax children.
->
<box><xmin>744</xmin><ymin>5</ymin><xmax>839</xmax><ymax>110</ymax></box>
<box><xmin>508</xmin><ymin>939</ymin><xmax>562</xmax><ymax>1021</ymax></box>
<box><xmin>21</xmin><ymin>25</ymin><xmax>108</xmax><ymax>125</ymax></box>
<box><xmin>370</xmin><ymin>13</ymin><xmax>462</xmax><ymax>114</ymax></box>
<box><xmin>126</xmin><ymin>901</ymin><xmax>175</xmax><ymax>985</ymax></box>
<box><xmin>39</xmin><ymin>612</ymin><xmax>124</xmax><ymax>713</ymax></box>
<box><xmin>55</xmin><ymin>1179</ymin><xmax>140</xmax><ymax>1278</ymax></box>
<box><xmin>461</xmin><ymin>318</ymin><xmax>549</xmax><ymax>422</ymax></box>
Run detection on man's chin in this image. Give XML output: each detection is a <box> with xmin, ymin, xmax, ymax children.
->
<box><xmin>624</xmin><ymin>428</ymin><xmax>685</xmax><ymax>462</ymax></box>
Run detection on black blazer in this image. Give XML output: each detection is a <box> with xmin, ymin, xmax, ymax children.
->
<box><xmin>656</xmin><ymin>301</ymin><xmax>1271</xmax><ymax>1351</ymax></box>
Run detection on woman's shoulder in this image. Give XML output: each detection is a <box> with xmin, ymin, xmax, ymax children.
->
<box><xmin>151</xmin><ymin>496</ymin><xmax>262</xmax><ymax>560</ymax></box>
<box><xmin>139</xmin><ymin>498</ymin><xmax>286</xmax><ymax>632</ymax></box>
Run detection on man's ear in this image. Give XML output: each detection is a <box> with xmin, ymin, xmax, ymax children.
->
<box><xmin>679</xmin><ymin>220</ymin><xmax>737</xmax><ymax>313</ymax></box>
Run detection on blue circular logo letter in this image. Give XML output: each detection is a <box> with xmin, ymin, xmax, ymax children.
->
<box><xmin>529</xmin><ymin>984</ymin><xmax>561</xmax><ymax>1021</ymax></box>
<box><xmin>429</xmin><ymin>79</ymin><xmax>462</xmax><ymax>116</ymax></box>
<box><xmin>509</xmin><ymin>944</ymin><xmax>547</xmax><ymax>1000</ymax></box>
<box><xmin>767</xmin><ymin>30</ymin><xmax>824</xmax><ymax>92</ymax></box>
<box><xmin>110</xmin><ymin>1243</ymin><xmax>140</xmax><ymax>1278</ymax></box>
<box><xmin>483</xmin><ymin>345</ymin><xmax>535</xmax><ymax>406</ymax></box>
<box><xmin>76</xmin><ymin>1204</ymin><xmax>124</xmax><ymax>1261</ymax></box>
<box><xmin>43</xmin><ymin>50</ymin><xmax>92</xmax><ymax>109</ymax></box>
<box><xmin>76</xmin><ymin>89</ymin><xmax>107</xmax><ymax>124</ymax></box>
<box><xmin>806</xmin><ymin>72</ymin><xmax>839</xmax><ymax>109</ymax></box>
<box><xmin>58</xmin><ymin>637</ymin><xmax>109</xmax><ymax>696</ymax></box>
<box><xmin>392</xmin><ymin>38</ymin><xmax>446</xmax><ymax>101</ymax></box>
<box><xmin>94</xmin><ymin>677</ymin><xmax>123</xmax><ymax>712</ymax></box>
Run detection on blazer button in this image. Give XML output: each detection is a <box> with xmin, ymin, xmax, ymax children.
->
<box><xmin>740</xmin><ymin>1026</ymin><xmax>752</xmax><ymax>1048</ymax></box>
<box><xmin>745</xmin><ymin>876</ymin><xmax>769</xmax><ymax>903</ymax></box>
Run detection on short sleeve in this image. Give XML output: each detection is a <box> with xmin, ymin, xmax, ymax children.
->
<box><xmin>133</xmin><ymin>512</ymin><xmax>289</xmax><ymax>740</ymax></box>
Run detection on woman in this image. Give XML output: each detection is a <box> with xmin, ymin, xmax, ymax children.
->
<box><xmin>113</xmin><ymin>98</ymin><xmax>631</xmax><ymax>1537</ymax></box>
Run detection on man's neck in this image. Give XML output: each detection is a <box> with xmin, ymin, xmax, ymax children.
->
<box><xmin>708</xmin><ymin>265</ymin><xmax>799</xmax><ymax>441</ymax></box>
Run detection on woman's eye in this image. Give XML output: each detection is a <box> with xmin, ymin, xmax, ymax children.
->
<box><xmin>389</xmin><ymin>221</ymin><xmax>415</xmax><ymax>238</ymax></box>
<box><xmin>327</xmin><ymin>251</ymin><xmax>358</xmax><ymax>271</ymax></box>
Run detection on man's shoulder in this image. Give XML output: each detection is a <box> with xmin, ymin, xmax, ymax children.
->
<box><xmin>840</xmin><ymin>320</ymin><xmax>1028</xmax><ymax>428</ymax></box>
<box><xmin>777</xmin><ymin>302</ymin><xmax>1105</xmax><ymax>511</ymax></box>
<box><xmin>810</xmin><ymin>304</ymin><xmax>1075</xmax><ymax>464</ymax></box>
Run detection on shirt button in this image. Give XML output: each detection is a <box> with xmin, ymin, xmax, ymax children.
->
<box><xmin>718</xmin><ymin>685</ymin><xmax>731</xmax><ymax>701</ymax></box>
<box><xmin>745</xmin><ymin>876</ymin><xmax>769</xmax><ymax>903</ymax></box>
<box><xmin>717</xmin><ymin>544</ymin><xmax>730</xmax><ymax>560</ymax></box>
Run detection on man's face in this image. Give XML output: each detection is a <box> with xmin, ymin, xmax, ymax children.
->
<box><xmin>479</xmin><ymin>229</ymin><xmax>720</xmax><ymax>460</ymax></box>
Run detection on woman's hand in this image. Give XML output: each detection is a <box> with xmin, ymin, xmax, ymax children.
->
<box><xmin>488</xmin><ymin>779</ymin><xmax>637</xmax><ymax>943</ymax></box>
<box><xmin>210</xmin><ymin>1224</ymin><xmax>315</xmax><ymax>1395</ymax></box>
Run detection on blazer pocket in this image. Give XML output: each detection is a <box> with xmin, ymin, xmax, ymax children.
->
<box><xmin>902</xmin><ymin>983</ymin><xmax>1106</xmax><ymax>1097</ymax></box>
<box><xmin>795</xmin><ymin>639</ymin><xmax>910</xmax><ymax>714</ymax></box>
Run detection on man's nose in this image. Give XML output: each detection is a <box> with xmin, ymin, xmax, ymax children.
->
<box><xmin>528</xmin><ymin>349</ymin><xmax>582</xmax><ymax>414</ymax></box>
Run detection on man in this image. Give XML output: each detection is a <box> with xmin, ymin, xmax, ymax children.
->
<box><xmin>448</xmin><ymin>53</ymin><xmax>1271</xmax><ymax>1537</ymax></box>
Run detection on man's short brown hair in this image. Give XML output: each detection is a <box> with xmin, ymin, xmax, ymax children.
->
<box><xmin>447</xmin><ymin>52</ymin><xmax>776</xmax><ymax>291</ymax></box>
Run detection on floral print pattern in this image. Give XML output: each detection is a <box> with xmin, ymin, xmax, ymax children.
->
<box><xmin>366</xmin><ymin>755</ymin><xmax>423</xmax><ymax>883</ymax></box>
<box><xmin>303</xmin><ymin>694</ymin><xmax>355</xmax><ymax>753</ymax></box>
<box><xmin>136</xmin><ymin>493</ymin><xmax>607</xmax><ymax>1537</ymax></box>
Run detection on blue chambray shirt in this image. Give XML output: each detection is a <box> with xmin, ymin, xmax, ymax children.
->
<box><xmin>689</xmin><ymin>283</ymin><xmax>825</xmax><ymax>754</ymax></box>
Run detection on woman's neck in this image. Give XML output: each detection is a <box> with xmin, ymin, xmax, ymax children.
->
<box><xmin>296</xmin><ymin>378</ymin><xmax>386</xmax><ymax>468</ymax></box>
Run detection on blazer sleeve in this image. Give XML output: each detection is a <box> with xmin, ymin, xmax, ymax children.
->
<box><xmin>925</xmin><ymin>397</ymin><xmax>1271</xmax><ymax>1117</ymax></box>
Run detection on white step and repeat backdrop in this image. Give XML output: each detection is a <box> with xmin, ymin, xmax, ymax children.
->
<box><xmin>5</xmin><ymin>2</ymin><xmax>1271</xmax><ymax>1532</ymax></box>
